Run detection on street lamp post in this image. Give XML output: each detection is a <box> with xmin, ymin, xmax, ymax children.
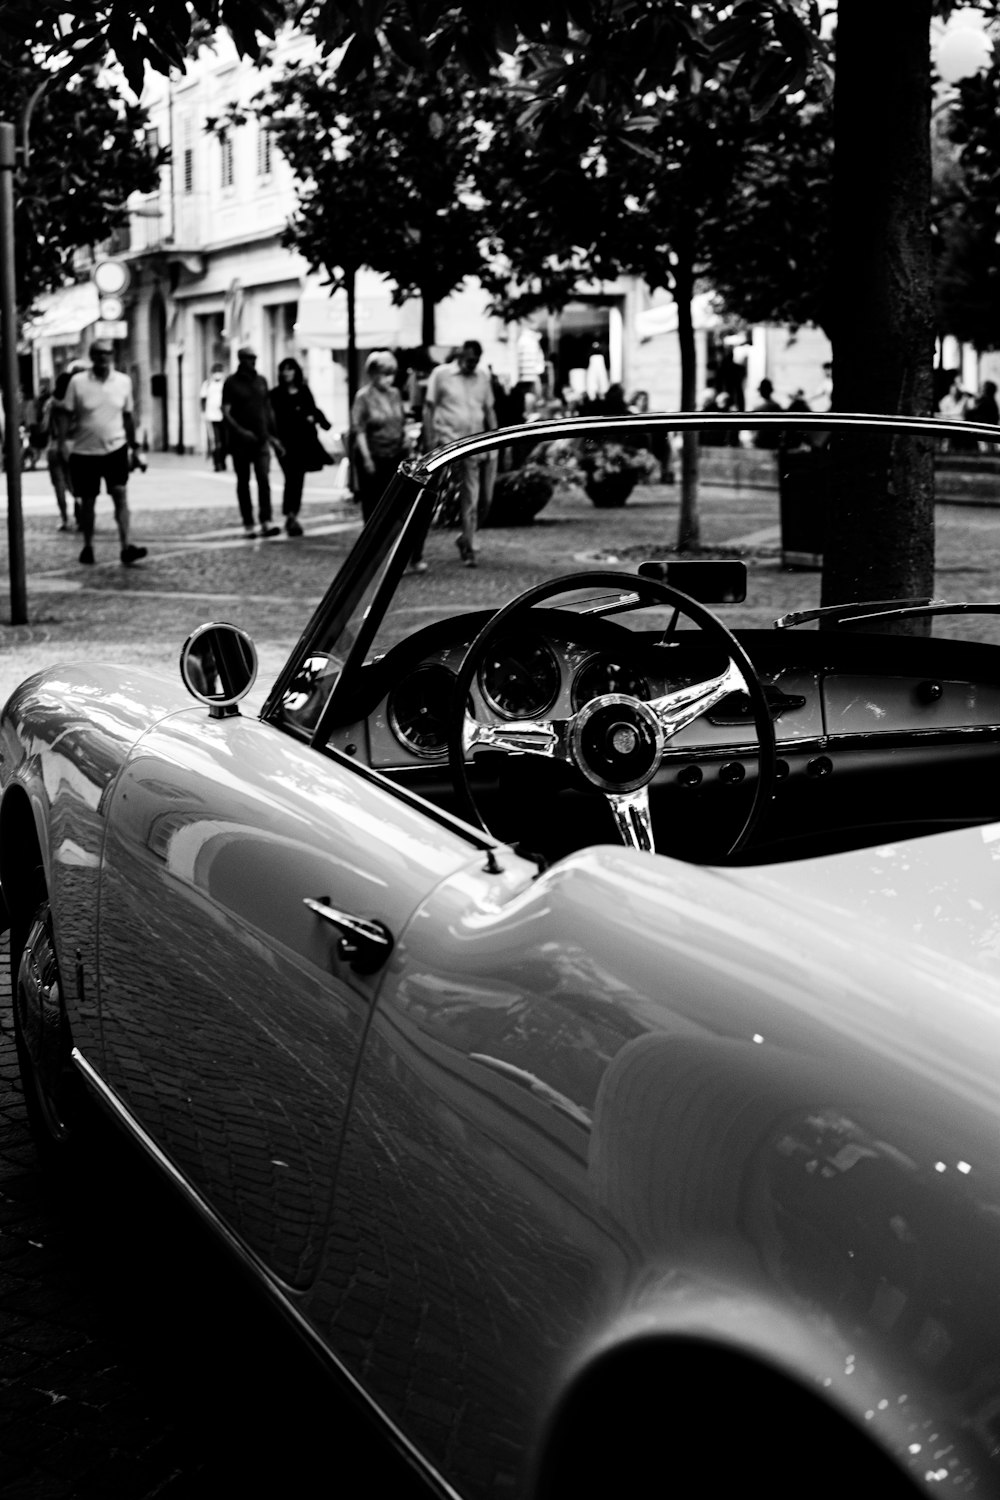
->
<box><xmin>0</xmin><ymin>121</ymin><xmax>27</xmax><ymax>627</ymax></box>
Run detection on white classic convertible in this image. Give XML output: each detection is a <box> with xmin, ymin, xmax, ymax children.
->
<box><xmin>4</xmin><ymin>412</ymin><xmax>1000</xmax><ymax>1498</ymax></box>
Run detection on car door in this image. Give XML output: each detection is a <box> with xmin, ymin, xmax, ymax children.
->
<box><xmin>96</xmin><ymin>707</ymin><xmax>479</xmax><ymax>1288</ymax></box>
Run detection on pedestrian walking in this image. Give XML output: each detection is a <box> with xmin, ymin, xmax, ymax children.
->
<box><xmin>752</xmin><ymin>378</ymin><xmax>784</xmax><ymax>449</ymax></box>
<box><xmin>269</xmin><ymin>357</ymin><xmax>334</xmax><ymax>537</ymax></box>
<box><xmin>938</xmin><ymin>372</ymin><xmax>977</xmax><ymax>453</ymax></box>
<box><xmin>43</xmin><ymin>365</ymin><xmax>82</xmax><ymax>530</ymax></box>
<box><xmin>351</xmin><ymin>350</ymin><xmax>407</xmax><ymax>526</ymax></box>
<box><xmin>969</xmin><ymin>380</ymin><xmax>999</xmax><ymax>427</ymax></box>
<box><xmin>222</xmin><ymin>346</ymin><xmax>284</xmax><ymax>537</ymax></box>
<box><xmin>26</xmin><ymin>379</ymin><xmax>51</xmax><ymax>468</ymax></box>
<box><xmin>422</xmin><ymin>340</ymin><xmax>496</xmax><ymax>567</ymax></box>
<box><xmin>352</xmin><ymin>351</ymin><xmax>426</xmax><ymax>569</ymax></box>
<box><xmin>61</xmin><ymin>341</ymin><xmax>147</xmax><ymax>566</ymax></box>
<box><xmin>200</xmin><ymin>362</ymin><xmax>228</xmax><ymax>471</ymax></box>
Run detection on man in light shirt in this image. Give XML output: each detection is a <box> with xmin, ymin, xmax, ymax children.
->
<box><xmin>422</xmin><ymin>340</ymin><xmax>496</xmax><ymax>567</ymax></box>
<box><xmin>61</xmin><ymin>340</ymin><xmax>147</xmax><ymax>566</ymax></box>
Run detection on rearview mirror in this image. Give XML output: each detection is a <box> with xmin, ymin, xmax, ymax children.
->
<box><xmin>180</xmin><ymin>622</ymin><xmax>258</xmax><ymax>715</ymax></box>
<box><xmin>637</xmin><ymin>559</ymin><xmax>747</xmax><ymax>603</ymax></box>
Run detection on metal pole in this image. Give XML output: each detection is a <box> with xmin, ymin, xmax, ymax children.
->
<box><xmin>0</xmin><ymin>122</ymin><xmax>27</xmax><ymax>626</ymax></box>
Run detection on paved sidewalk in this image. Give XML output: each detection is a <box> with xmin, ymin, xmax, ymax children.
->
<box><xmin>1</xmin><ymin>451</ymin><xmax>360</xmax><ymax>707</ymax></box>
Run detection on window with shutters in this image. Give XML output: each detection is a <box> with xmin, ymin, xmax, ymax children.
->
<box><xmin>220</xmin><ymin>131</ymin><xmax>234</xmax><ymax>190</ymax></box>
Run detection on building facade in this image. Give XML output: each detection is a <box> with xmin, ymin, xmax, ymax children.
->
<box><xmin>26</xmin><ymin>27</ymin><xmax>856</xmax><ymax>447</ymax></box>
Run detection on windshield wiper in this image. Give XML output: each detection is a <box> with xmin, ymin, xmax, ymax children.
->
<box><xmin>775</xmin><ymin>598</ymin><xmax>935</xmax><ymax>629</ymax></box>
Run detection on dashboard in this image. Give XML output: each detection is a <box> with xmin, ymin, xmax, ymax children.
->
<box><xmin>282</xmin><ymin>609</ymin><xmax>1000</xmax><ymax>859</ymax></box>
<box><xmin>320</xmin><ymin>611</ymin><xmax>1000</xmax><ymax>769</ymax></box>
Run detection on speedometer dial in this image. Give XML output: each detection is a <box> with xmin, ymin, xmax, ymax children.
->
<box><xmin>479</xmin><ymin>632</ymin><xmax>562</xmax><ymax>718</ymax></box>
<box><xmin>573</xmin><ymin>654</ymin><xmax>650</xmax><ymax>710</ymax></box>
<box><xmin>388</xmin><ymin>665</ymin><xmax>456</xmax><ymax>758</ymax></box>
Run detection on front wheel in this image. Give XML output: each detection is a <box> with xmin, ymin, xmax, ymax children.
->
<box><xmin>14</xmin><ymin>904</ymin><xmax>83</xmax><ymax>1151</ymax></box>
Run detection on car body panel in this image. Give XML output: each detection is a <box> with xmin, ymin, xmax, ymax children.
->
<box><xmin>95</xmin><ymin>709</ymin><xmax>536</xmax><ymax>1288</ymax></box>
<box><xmin>0</xmin><ymin>665</ymin><xmax>193</xmax><ymax>1055</ymax></box>
<box><xmin>311</xmin><ymin>837</ymin><xmax>1000</xmax><ymax>1494</ymax></box>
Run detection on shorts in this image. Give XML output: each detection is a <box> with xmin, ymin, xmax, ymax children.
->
<box><xmin>68</xmin><ymin>447</ymin><xmax>130</xmax><ymax>498</ymax></box>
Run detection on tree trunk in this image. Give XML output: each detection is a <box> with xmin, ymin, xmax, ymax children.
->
<box><xmin>673</xmin><ymin>252</ymin><xmax>700</xmax><ymax>552</ymax></box>
<box><xmin>421</xmin><ymin>292</ymin><xmax>436</xmax><ymax>350</ymax></box>
<box><xmin>820</xmin><ymin>0</ymin><xmax>935</xmax><ymax>633</ymax></box>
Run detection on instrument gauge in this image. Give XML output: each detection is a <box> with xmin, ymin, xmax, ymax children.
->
<box><xmin>388</xmin><ymin>665</ymin><xmax>457</xmax><ymax>759</ymax></box>
<box><xmin>573</xmin><ymin>654</ymin><xmax>650</xmax><ymax>711</ymax></box>
<box><xmin>479</xmin><ymin>632</ymin><xmax>562</xmax><ymax>719</ymax></box>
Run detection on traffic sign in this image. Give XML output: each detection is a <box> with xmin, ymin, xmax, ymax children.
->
<box><xmin>95</xmin><ymin>320</ymin><xmax>128</xmax><ymax>340</ymax></box>
<box><xmin>93</xmin><ymin>259</ymin><xmax>131</xmax><ymax>295</ymax></box>
<box><xmin>98</xmin><ymin>295</ymin><xmax>124</xmax><ymax>321</ymax></box>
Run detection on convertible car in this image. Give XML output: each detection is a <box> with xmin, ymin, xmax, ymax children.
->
<box><xmin>6</xmin><ymin>411</ymin><xmax>1000</xmax><ymax>1497</ymax></box>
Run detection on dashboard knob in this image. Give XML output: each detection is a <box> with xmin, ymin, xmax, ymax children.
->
<box><xmin>916</xmin><ymin>679</ymin><xmax>943</xmax><ymax>704</ymax></box>
<box><xmin>719</xmin><ymin>761</ymin><xmax>746</xmax><ymax>784</ymax></box>
<box><xmin>806</xmin><ymin>755</ymin><xmax>833</xmax><ymax>778</ymax></box>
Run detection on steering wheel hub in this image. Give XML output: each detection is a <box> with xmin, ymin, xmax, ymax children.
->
<box><xmin>571</xmin><ymin>694</ymin><xmax>664</xmax><ymax>792</ymax></box>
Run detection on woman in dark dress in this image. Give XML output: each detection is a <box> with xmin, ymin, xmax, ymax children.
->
<box><xmin>269</xmin><ymin>357</ymin><xmax>332</xmax><ymax>537</ymax></box>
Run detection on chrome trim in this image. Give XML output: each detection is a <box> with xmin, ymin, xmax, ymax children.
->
<box><xmin>69</xmin><ymin>1047</ymin><xmax>463</xmax><ymax>1500</ymax></box>
<box><xmin>417</xmin><ymin>410</ymin><xmax>1000</xmax><ymax>478</ymax></box>
<box><xmin>606</xmin><ymin>786</ymin><xmax>655</xmax><ymax>851</ymax></box>
<box><xmin>303</xmin><ymin>897</ymin><xmax>393</xmax><ymax>974</ymax></box>
<box><xmin>464</xmin><ymin>712</ymin><xmax>564</xmax><ymax>759</ymax></box>
<box><xmin>649</xmin><ymin>660</ymin><xmax>748</xmax><ymax>740</ymax></box>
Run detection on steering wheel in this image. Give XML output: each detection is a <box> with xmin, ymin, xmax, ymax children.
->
<box><xmin>446</xmin><ymin>571</ymin><xmax>777</xmax><ymax>857</ymax></box>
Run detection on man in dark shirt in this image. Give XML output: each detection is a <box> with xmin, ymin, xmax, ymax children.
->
<box><xmin>222</xmin><ymin>346</ymin><xmax>284</xmax><ymax>537</ymax></box>
<box><xmin>752</xmin><ymin>378</ymin><xmax>783</xmax><ymax>450</ymax></box>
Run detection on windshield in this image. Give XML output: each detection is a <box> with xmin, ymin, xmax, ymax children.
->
<box><xmin>263</xmin><ymin>411</ymin><xmax>1000</xmax><ymax>746</ymax></box>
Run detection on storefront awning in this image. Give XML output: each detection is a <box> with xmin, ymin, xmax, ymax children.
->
<box><xmin>25</xmin><ymin>281</ymin><xmax>100</xmax><ymax>343</ymax></box>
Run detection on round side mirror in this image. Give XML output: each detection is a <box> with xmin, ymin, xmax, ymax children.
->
<box><xmin>180</xmin><ymin>622</ymin><xmax>258</xmax><ymax>713</ymax></box>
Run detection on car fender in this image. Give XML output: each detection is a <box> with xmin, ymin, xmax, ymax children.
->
<box><xmin>332</xmin><ymin>837</ymin><xmax>1000</xmax><ymax>1494</ymax></box>
<box><xmin>0</xmin><ymin>664</ymin><xmax>194</xmax><ymax>1052</ymax></box>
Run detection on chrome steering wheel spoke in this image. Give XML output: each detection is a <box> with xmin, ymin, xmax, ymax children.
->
<box><xmin>647</xmin><ymin>658</ymin><xmax>747</xmax><ymax>739</ymax></box>
<box><xmin>463</xmin><ymin>711</ymin><xmax>571</xmax><ymax>761</ymax></box>
<box><xmin>605</xmin><ymin>786</ymin><xmax>655</xmax><ymax>852</ymax></box>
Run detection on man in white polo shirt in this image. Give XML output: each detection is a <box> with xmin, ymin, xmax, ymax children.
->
<box><xmin>61</xmin><ymin>340</ymin><xmax>148</xmax><ymax>566</ymax></box>
<box><xmin>422</xmin><ymin>340</ymin><xmax>496</xmax><ymax>567</ymax></box>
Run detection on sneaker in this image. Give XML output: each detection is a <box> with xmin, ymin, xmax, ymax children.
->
<box><xmin>407</xmin><ymin>558</ymin><xmax>428</xmax><ymax>574</ymax></box>
<box><xmin>58</xmin><ymin>521</ymin><xmax>69</xmax><ymax>533</ymax></box>
<box><xmin>79</xmin><ymin>543</ymin><xmax>94</xmax><ymax>565</ymax></box>
<box><xmin>285</xmin><ymin>517</ymin><xmax>304</xmax><ymax>537</ymax></box>
<box><xmin>456</xmin><ymin>536</ymin><xmax>477</xmax><ymax>568</ymax></box>
<box><xmin>243</xmin><ymin>523</ymin><xmax>256</xmax><ymax>538</ymax></box>
<box><xmin>120</xmin><ymin>544</ymin><xmax>148</xmax><ymax>566</ymax></box>
<box><xmin>260</xmin><ymin>524</ymin><xmax>281</xmax><ymax>538</ymax></box>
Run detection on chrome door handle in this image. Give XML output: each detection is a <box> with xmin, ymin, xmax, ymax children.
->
<box><xmin>304</xmin><ymin>897</ymin><xmax>394</xmax><ymax>975</ymax></box>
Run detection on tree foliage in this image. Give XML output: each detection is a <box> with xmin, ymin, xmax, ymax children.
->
<box><xmin>227</xmin><ymin>50</ymin><xmax>493</xmax><ymax>347</ymax></box>
<box><xmin>934</xmin><ymin>53</ymin><xmax>1000</xmax><ymax>348</ymax></box>
<box><xmin>2</xmin><ymin>46</ymin><xmax>164</xmax><ymax>311</ymax></box>
<box><xmin>0</xmin><ymin>0</ymin><xmax>287</xmax><ymax>96</ymax></box>
<box><xmin>0</xmin><ymin>1</ymin><xmax>827</xmax><ymax>105</ymax></box>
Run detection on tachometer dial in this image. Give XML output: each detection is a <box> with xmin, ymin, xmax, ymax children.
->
<box><xmin>573</xmin><ymin>654</ymin><xmax>650</xmax><ymax>710</ymax></box>
<box><xmin>388</xmin><ymin>665</ymin><xmax>457</xmax><ymax>758</ymax></box>
<box><xmin>479</xmin><ymin>632</ymin><xmax>562</xmax><ymax>718</ymax></box>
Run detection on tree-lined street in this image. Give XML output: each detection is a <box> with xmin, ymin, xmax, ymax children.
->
<box><xmin>8</xmin><ymin>447</ymin><xmax>1000</xmax><ymax>710</ymax></box>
